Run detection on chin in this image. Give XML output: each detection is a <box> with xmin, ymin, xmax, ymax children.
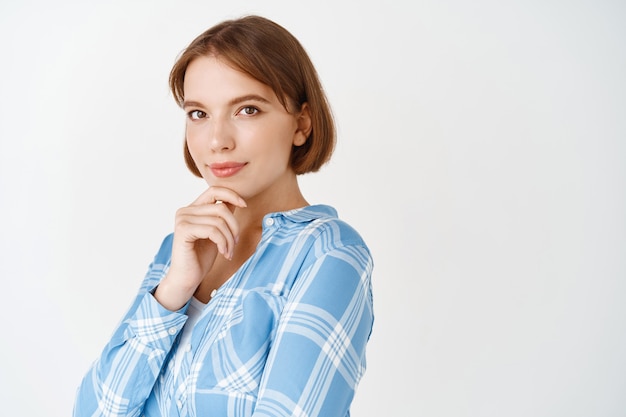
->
<box><xmin>203</xmin><ymin>177</ymin><xmax>246</xmax><ymax>196</ymax></box>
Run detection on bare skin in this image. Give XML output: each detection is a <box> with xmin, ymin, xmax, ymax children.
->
<box><xmin>155</xmin><ymin>182</ymin><xmax>308</xmax><ymax>310</ymax></box>
<box><xmin>153</xmin><ymin>55</ymin><xmax>311</xmax><ymax>311</ymax></box>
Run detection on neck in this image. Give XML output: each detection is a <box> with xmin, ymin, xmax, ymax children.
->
<box><xmin>233</xmin><ymin>175</ymin><xmax>308</xmax><ymax>232</ymax></box>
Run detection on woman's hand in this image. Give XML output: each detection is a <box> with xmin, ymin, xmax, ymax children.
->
<box><xmin>154</xmin><ymin>187</ymin><xmax>247</xmax><ymax>311</ymax></box>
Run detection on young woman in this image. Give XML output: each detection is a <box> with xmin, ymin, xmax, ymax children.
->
<box><xmin>74</xmin><ymin>15</ymin><xmax>374</xmax><ymax>417</ymax></box>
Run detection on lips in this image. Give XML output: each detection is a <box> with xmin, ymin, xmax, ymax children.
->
<box><xmin>208</xmin><ymin>161</ymin><xmax>247</xmax><ymax>178</ymax></box>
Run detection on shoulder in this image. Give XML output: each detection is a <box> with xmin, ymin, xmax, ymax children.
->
<box><xmin>285</xmin><ymin>205</ymin><xmax>371</xmax><ymax>258</ymax></box>
<box><xmin>314</xmin><ymin>215</ymin><xmax>368</xmax><ymax>248</ymax></box>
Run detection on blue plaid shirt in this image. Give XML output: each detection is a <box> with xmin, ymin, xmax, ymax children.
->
<box><xmin>74</xmin><ymin>205</ymin><xmax>374</xmax><ymax>417</ymax></box>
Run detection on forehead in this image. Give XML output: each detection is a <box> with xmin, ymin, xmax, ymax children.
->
<box><xmin>184</xmin><ymin>56</ymin><xmax>272</xmax><ymax>98</ymax></box>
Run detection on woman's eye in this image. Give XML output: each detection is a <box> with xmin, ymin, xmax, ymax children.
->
<box><xmin>188</xmin><ymin>110</ymin><xmax>207</xmax><ymax>120</ymax></box>
<box><xmin>238</xmin><ymin>106</ymin><xmax>259</xmax><ymax>116</ymax></box>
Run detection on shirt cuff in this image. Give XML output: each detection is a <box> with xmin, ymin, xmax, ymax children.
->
<box><xmin>123</xmin><ymin>289</ymin><xmax>189</xmax><ymax>348</ymax></box>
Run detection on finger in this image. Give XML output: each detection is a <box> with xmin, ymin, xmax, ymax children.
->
<box><xmin>177</xmin><ymin>206</ymin><xmax>240</xmax><ymax>256</ymax></box>
<box><xmin>178</xmin><ymin>203</ymin><xmax>241</xmax><ymax>242</ymax></box>
<box><xmin>188</xmin><ymin>208</ymin><xmax>239</xmax><ymax>248</ymax></box>
<box><xmin>177</xmin><ymin>216</ymin><xmax>236</xmax><ymax>259</ymax></box>
<box><xmin>191</xmin><ymin>186</ymin><xmax>247</xmax><ymax>208</ymax></box>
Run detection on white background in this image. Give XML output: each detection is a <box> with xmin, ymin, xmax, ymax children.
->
<box><xmin>1</xmin><ymin>1</ymin><xmax>625</xmax><ymax>416</ymax></box>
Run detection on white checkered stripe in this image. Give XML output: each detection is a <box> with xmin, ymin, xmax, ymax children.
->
<box><xmin>73</xmin><ymin>205</ymin><xmax>373</xmax><ymax>417</ymax></box>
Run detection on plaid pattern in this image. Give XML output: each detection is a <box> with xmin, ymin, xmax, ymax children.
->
<box><xmin>74</xmin><ymin>205</ymin><xmax>373</xmax><ymax>417</ymax></box>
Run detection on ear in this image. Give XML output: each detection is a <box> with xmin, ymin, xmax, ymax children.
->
<box><xmin>293</xmin><ymin>103</ymin><xmax>312</xmax><ymax>146</ymax></box>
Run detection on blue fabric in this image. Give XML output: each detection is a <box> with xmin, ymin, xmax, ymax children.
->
<box><xmin>74</xmin><ymin>205</ymin><xmax>374</xmax><ymax>417</ymax></box>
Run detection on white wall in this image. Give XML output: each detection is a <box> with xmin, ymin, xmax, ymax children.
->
<box><xmin>1</xmin><ymin>1</ymin><xmax>624</xmax><ymax>416</ymax></box>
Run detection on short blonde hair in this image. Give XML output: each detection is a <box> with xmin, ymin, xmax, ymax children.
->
<box><xmin>169</xmin><ymin>15</ymin><xmax>336</xmax><ymax>176</ymax></box>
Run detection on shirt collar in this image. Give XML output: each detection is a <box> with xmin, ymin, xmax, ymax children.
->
<box><xmin>264</xmin><ymin>204</ymin><xmax>337</xmax><ymax>225</ymax></box>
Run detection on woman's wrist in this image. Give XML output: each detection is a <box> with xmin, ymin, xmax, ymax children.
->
<box><xmin>153</xmin><ymin>275</ymin><xmax>195</xmax><ymax>311</ymax></box>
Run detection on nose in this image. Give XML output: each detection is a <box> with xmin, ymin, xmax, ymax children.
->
<box><xmin>209</xmin><ymin>117</ymin><xmax>235</xmax><ymax>152</ymax></box>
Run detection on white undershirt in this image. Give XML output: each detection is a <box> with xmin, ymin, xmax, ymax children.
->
<box><xmin>173</xmin><ymin>296</ymin><xmax>207</xmax><ymax>379</ymax></box>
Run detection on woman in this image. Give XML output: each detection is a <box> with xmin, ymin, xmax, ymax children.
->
<box><xmin>74</xmin><ymin>15</ymin><xmax>373</xmax><ymax>417</ymax></box>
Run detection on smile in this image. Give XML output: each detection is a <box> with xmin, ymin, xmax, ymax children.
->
<box><xmin>209</xmin><ymin>162</ymin><xmax>247</xmax><ymax>178</ymax></box>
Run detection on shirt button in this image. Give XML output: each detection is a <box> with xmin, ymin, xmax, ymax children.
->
<box><xmin>272</xmin><ymin>282</ymin><xmax>284</xmax><ymax>295</ymax></box>
<box><xmin>168</xmin><ymin>327</ymin><xmax>177</xmax><ymax>335</ymax></box>
<box><xmin>265</xmin><ymin>217</ymin><xmax>275</xmax><ymax>227</ymax></box>
<box><xmin>177</xmin><ymin>400</ymin><xmax>183</xmax><ymax>408</ymax></box>
<box><xmin>185</xmin><ymin>343</ymin><xmax>192</xmax><ymax>352</ymax></box>
<box><xmin>210</xmin><ymin>289</ymin><xmax>217</xmax><ymax>298</ymax></box>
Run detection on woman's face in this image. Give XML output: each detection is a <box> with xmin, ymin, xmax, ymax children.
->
<box><xmin>182</xmin><ymin>55</ymin><xmax>309</xmax><ymax>201</ymax></box>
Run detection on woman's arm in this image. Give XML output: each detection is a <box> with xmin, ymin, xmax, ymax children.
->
<box><xmin>254</xmin><ymin>241</ymin><xmax>374</xmax><ymax>417</ymax></box>
<box><xmin>73</xmin><ymin>234</ymin><xmax>188</xmax><ymax>417</ymax></box>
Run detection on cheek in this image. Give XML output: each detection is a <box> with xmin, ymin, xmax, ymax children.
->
<box><xmin>259</xmin><ymin>135</ymin><xmax>294</xmax><ymax>166</ymax></box>
<box><xmin>185</xmin><ymin>126</ymin><xmax>206</xmax><ymax>153</ymax></box>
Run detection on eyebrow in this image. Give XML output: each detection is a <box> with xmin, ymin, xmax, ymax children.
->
<box><xmin>183</xmin><ymin>94</ymin><xmax>272</xmax><ymax>109</ymax></box>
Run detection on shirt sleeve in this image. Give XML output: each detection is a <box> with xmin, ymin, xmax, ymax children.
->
<box><xmin>73</xmin><ymin>235</ymin><xmax>188</xmax><ymax>417</ymax></box>
<box><xmin>253</xmin><ymin>240</ymin><xmax>374</xmax><ymax>417</ymax></box>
